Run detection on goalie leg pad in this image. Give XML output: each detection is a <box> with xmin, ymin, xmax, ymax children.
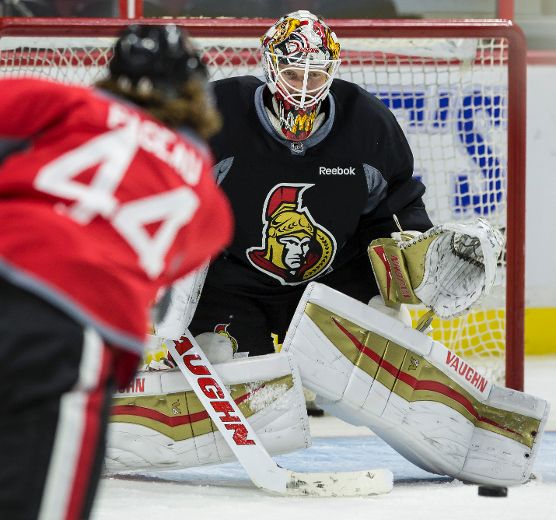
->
<box><xmin>106</xmin><ymin>352</ymin><xmax>311</xmax><ymax>473</ymax></box>
<box><xmin>282</xmin><ymin>282</ymin><xmax>549</xmax><ymax>486</ymax></box>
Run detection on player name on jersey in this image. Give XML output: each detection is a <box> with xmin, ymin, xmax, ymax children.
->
<box><xmin>108</xmin><ymin>103</ymin><xmax>204</xmax><ymax>186</ymax></box>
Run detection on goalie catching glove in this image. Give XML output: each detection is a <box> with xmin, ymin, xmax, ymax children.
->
<box><xmin>368</xmin><ymin>218</ymin><xmax>504</xmax><ymax>318</ymax></box>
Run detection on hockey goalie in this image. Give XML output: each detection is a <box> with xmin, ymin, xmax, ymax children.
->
<box><xmin>106</xmin><ymin>216</ymin><xmax>549</xmax><ymax>491</ymax></box>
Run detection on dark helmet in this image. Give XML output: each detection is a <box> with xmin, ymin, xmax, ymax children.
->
<box><xmin>109</xmin><ymin>24</ymin><xmax>208</xmax><ymax>100</ymax></box>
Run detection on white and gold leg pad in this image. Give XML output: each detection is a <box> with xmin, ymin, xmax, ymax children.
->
<box><xmin>282</xmin><ymin>282</ymin><xmax>550</xmax><ymax>486</ymax></box>
<box><xmin>105</xmin><ymin>352</ymin><xmax>311</xmax><ymax>473</ymax></box>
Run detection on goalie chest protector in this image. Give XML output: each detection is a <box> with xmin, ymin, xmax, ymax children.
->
<box><xmin>209</xmin><ymin>76</ymin><xmax>420</xmax><ymax>291</ymax></box>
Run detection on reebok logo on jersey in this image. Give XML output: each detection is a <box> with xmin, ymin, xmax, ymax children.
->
<box><xmin>319</xmin><ymin>166</ymin><xmax>356</xmax><ymax>175</ymax></box>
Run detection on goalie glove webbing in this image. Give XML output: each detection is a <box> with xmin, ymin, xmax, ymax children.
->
<box><xmin>368</xmin><ymin>218</ymin><xmax>504</xmax><ymax>318</ymax></box>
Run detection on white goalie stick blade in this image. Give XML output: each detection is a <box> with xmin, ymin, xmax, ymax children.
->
<box><xmin>166</xmin><ymin>330</ymin><xmax>393</xmax><ymax>497</ymax></box>
<box><xmin>286</xmin><ymin>470</ymin><xmax>393</xmax><ymax>497</ymax></box>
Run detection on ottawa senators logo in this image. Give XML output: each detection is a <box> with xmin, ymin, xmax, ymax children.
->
<box><xmin>214</xmin><ymin>324</ymin><xmax>239</xmax><ymax>353</ymax></box>
<box><xmin>247</xmin><ymin>183</ymin><xmax>336</xmax><ymax>285</ymax></box>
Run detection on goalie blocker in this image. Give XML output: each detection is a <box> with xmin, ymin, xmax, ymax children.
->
<box><xmin>282</xmin><ymin>282</ymin><xmax>549</xmax><ymax>487</ymax></box>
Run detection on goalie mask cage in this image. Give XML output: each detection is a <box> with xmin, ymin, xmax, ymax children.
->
<box><xmin>0</xmin><ymin>18</ymin><xmax>526</xmax><ymax>390</ymax></box>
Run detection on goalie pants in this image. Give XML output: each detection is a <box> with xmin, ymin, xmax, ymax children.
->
<box><xmin>0</xmin><ymin>278</ymin><xmax>123</xmax><ymax>520</ymax></box>
<box><xmin>190</xmin><ymin>251</ymin><xmax>378</xmax><ymax>356</ymax></box>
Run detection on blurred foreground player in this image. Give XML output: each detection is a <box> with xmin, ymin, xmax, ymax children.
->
<box><xmin>0</xmin><ymin>25</ymin><xmax>231</xmax><ymax>520</ymax></box>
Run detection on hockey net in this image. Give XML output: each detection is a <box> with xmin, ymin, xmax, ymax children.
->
<box><xmin>0</xmin><ymin>18</ymin><xmax>526</xmax><ymax>389</ymax></box>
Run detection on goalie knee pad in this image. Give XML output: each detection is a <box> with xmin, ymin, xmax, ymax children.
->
<box><xmin>367</xmin><ymin>295</ymin><xmax>412</xmax><ymax>327</ymax></box>
<box><xmin>153</xmin><ymin>264</ymin><xmax>209</xmax><ymax>339</ymax></box>
<box><xmin>142</xmin><ymin>331</ymin><xmax>235</xmax><ymax>371</ymax></box>
<box><xmin>106</xmin><ymin>352</ymin><xmax>311</xmax><ymax>473</ymax></box>
<box><xmin>282</xmin><ymin>282</ymin><xmax>549</xmax><ymax>486</ymax></box>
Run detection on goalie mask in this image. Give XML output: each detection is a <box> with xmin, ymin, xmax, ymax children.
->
<box><xmin>261</xmin><ymin>10</ymin><xmax>341</xmax><ymax>141</ymax></box>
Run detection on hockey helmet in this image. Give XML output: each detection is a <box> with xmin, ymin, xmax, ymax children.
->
<box><xmin>261</xmin><ymin>10</ymin><xmax>341</xmax><ymax>110</ymax></box>
<box><xmin>109</xmin><ymin>24</ymin><xmax>208</xmax><ymax>100</ymax></box>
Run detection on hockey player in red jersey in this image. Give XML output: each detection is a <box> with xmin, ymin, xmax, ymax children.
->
<box><xmin>0</xmin><ymin>25</ymin><xmax>232</xmax><ymax>520</ymax></box>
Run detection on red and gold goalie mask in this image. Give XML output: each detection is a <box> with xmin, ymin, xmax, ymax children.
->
<box><xmin>260</xmin><ymin>10</ymin><xmax>341</xmax><ymax>141</ymax></box>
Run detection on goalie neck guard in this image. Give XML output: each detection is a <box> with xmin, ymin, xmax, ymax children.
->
<box><xmin>261</xmin><ymin>10</ymin><xmax>341</xmax><ymax>141</ymax></box>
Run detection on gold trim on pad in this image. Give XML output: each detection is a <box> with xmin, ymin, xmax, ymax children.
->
<box><xmin>305</xmin><ymin>302</ymin><xmax>540</xmax><ymax>448</ymax></box>
<box><xmin>110</xmin><ymin>375</ymin><xmax>294</xmax><ymax>441</ymax></box>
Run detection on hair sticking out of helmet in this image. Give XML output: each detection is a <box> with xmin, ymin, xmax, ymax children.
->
<box><xmin>261</xmin><ymin>10</ymin><xmax>341</xmax><ymax>141</ymax></box>
<box><xmin>98</xmin><ymin>24</ymin><xmax>221</xmax><ymax>137</ymax></box>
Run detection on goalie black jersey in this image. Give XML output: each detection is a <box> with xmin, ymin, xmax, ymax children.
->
<box><xmin>206</xmin><ymin>75</ymin><xmax>432</xmax><ymax>294</ymax></box>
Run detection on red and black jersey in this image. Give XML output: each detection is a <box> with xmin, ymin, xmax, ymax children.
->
<box><xmin>205</xmin><ymin>76</ymin><xmax>432</xmax><ymax>296</ymax></box>
<box><xmin>0</xmin><ymin>78</ymin><xmax>232</xmax><ymax>354</ymax></box>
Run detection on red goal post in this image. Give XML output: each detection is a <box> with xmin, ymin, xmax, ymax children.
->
<box><xmin>0</xmin><ymin>17</ymin><xmax>527</xmax><ymax>390</ymax></box>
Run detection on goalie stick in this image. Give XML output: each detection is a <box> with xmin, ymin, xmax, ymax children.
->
<box><xmin>165</xmin><ymin>329</ymin><xmax>394</xmax><ymax>497</ymax></box>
